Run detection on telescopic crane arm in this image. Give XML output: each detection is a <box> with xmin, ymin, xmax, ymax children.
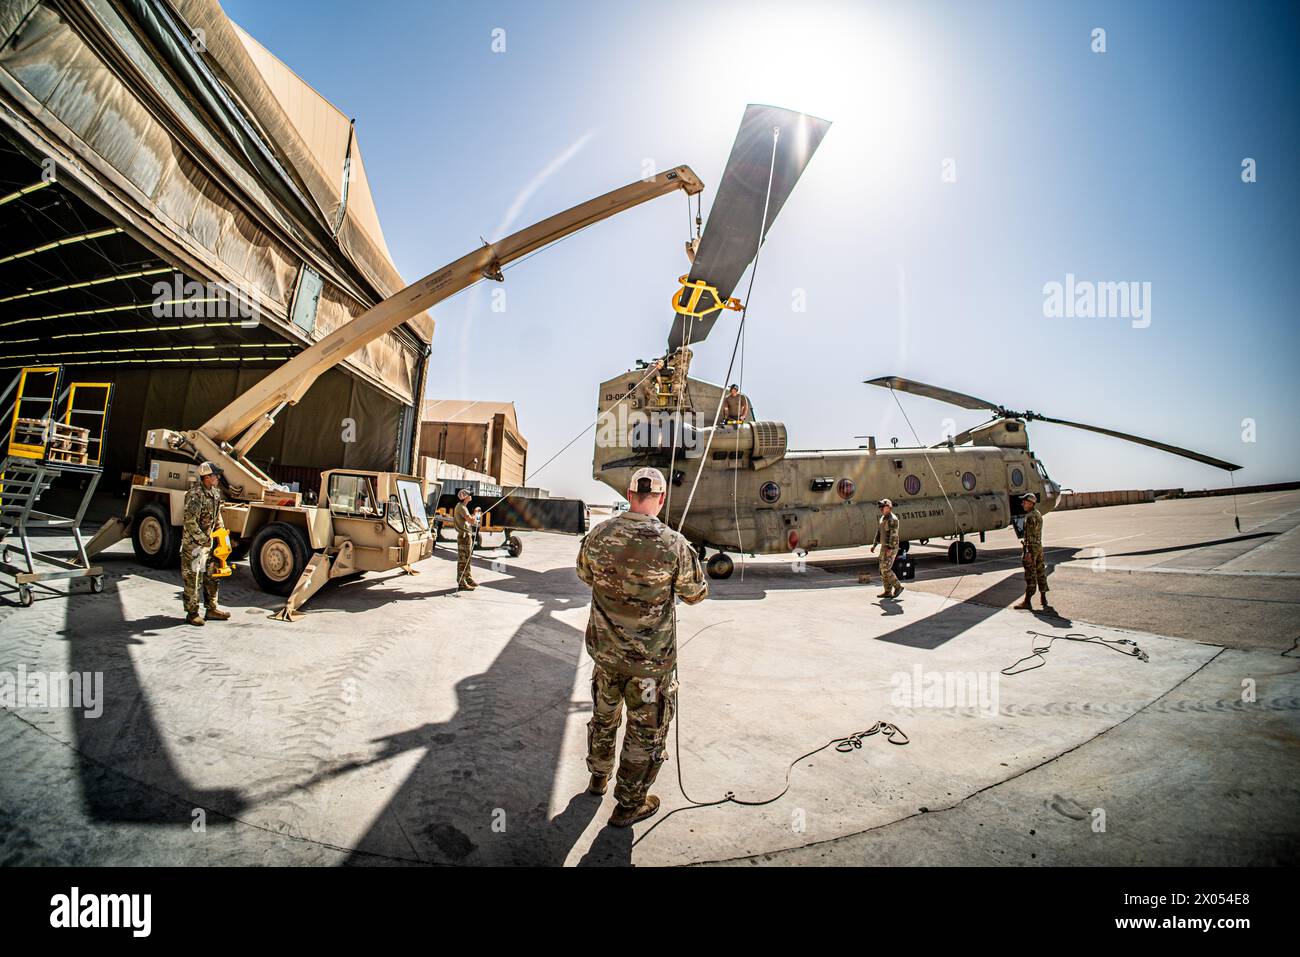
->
<box><xmin>148</xmin><ymin>166</ymin><xmax>703</xmax><ymax>501</ymax></box>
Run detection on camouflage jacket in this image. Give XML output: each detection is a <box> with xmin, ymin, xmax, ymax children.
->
<box><xmin>453</xmin><ymin>502</ymin><xmax>475</xmax><ymax>535</ymax></box>
<box><xmin>182</xmin><ymin>483</ymin><xmax>223</xmax><ymax>551</ymax></box>
<box><xmin>576</xmin><ymin>511</ymin><xmax>708</xmax><ymax>676</ymax></box>
<box><xmin>1023</xmin><ymin>508</ymin><xmax>1043</xmax><ymax>551</ymax></box>
<box><xmin>873</xmin><ymin>512</ymin><xmax>900</xmax><ymax>550</ymax></box>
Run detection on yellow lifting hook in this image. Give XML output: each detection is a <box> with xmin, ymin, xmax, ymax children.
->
<box><xmin>209</xmin><ymin>527</ymin><xmax>234</xmax><ymax>578</ymax></box>
<box><xmin>670</xmin><ymin>275</ymin><xmax>743</xmax><ymax>319</ymax></box>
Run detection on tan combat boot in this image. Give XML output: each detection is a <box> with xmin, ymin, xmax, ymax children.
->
<box><xmin>186</xmin><ymin>611</ymin><xmax>205</xmax><ymax>626</ymax></box>
<box><xmin>610</xmin><ymin>794</ymin><xmax>660</xmax><ymax>827</ymax></box>
<box><xmin>587</xmin><ymin>772</ymin><xmax>609</xmax><ymax>796</ymax></box>
<box><xmin>205</xmin><ymin>606</ymin><xmax>231</xmax><ymax>621</ymax></box>
<box><xmin>1013</xmin><ymin>590</ymin><xmax>1033</xmax><ymax>610</ymax></box>
<box><xmin>892</xmin><ymin>584</ymin><xmax>906</xmax><ymax>598</ymax></box>
<box><xmin>1040</xmin><ymin>593</ymin><xmax>1054</xmax><ymax>613</ymax></box>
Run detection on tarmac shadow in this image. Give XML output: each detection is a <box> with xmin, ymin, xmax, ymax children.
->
<box><xmin>576</xmin><ymin>823</ymin><xmax>633</xmax><ymax>866</ymax></box>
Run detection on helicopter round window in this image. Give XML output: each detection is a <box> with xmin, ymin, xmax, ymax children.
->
<box><xmin>837</xmin><ymin>478</ymin><xmax>856</xmax><ymax>500</ymax></box>
<box><xmin>759</xmin><ymin>481</ymin><xmax>781</xmax><ymax>504</ymax></box>
<box><xmin>1011</xmin><ymin>468</ymin><xmax>1024</xmax><ymax>487</ymax></box>
<box><xmin>904</xmin><ymin>474</ymin><xmax>922</xmax><ymax>495</ymax></box>
<box><xmin>962</xmin><ymin>471</ymin><xmax>977</xmax><ymax>491</ymax></box>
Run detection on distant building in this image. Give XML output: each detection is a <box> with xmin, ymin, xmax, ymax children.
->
<box><xmin>420</xmin><ymin>400</ymin><xmax>528</xmax><ymax>489</ymax></box>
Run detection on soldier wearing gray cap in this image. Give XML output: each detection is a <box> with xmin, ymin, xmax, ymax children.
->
<box><xmin>870</xmin><ymin>498</ymin><xmax>904</xmax><ymax>599</ymax></box>
<box><xmin>575</xmin><ymin>466</ymin><xmax>708</xmax><ymax>827</ymax></box>
<box><xmin>181</xmin><ymin>461</ymin><xmax>228</xmax><ymax>626</ymax></box>
<box><xmin>1014</xmin><ymin>492</ymin><xmax>1052</xmax><ymax>611</ymax></box>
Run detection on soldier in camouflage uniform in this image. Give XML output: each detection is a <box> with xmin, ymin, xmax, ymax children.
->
<box><xmin>575</xmin><ymin>466</ymin><xmax>707</xmax><ymax>827</ymax></box>
<box><xmin>453</xmin><ymin>489</ymin><xmax>478</xmax><ymax>590</ymax></box>
<box><xmin>1014</xmin><ymin>492</ymin><xmax>1052</xmax><ymax>611</ymax></box>
<box><xmin>181</xmin><ymin>461</ymin><xmax>229</xmax><ymax>626</ymax></box>
<box><xmin>870</xmin><ymin>498</ymin><xmax>904</xmax><ymax>599</ymax></box>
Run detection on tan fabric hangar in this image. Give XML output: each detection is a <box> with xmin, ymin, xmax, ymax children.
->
<box><xmin>0</xmin><ymin>0</ymin><xmax>433</xmax><ymax>494</ymax></box>
<box><xmin>420</xmin><ymin>400</ymin><xmax>528</xmax><ymax>489</ymax></box>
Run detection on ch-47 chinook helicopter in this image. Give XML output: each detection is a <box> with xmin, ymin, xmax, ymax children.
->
<box><xmin>592</xmin><ymin>105</ymin><xmax>1242</xmax><ymax>579</ymax></box>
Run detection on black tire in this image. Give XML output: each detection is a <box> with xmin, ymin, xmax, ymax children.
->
<box><xmin>947</xmin><ymin>541</ymin><xmax>958</xmax><ymax>563</ymax></box>
<box><xmin>132</xmin><ymin>502</ymin><xmax>180</xmax><ymax>568</ymax></box>
<box><xmin>249</xmin><ymin>522</ymin><xmax>311</xmax><ymax>596</ymax></box>
<box><xmin>707</xmin><ymin>552</ymin><xmax>734</xmax><ymax>580</ymax></box>
<box><xmin>506</xmin><ymin>535</ymin><xmax>523</xmax><ymax>558</ymax></box>
<box><xmin>957</xmin><ymin>541</ymin><xmax>977</xmax><ymax>564</ymax></box>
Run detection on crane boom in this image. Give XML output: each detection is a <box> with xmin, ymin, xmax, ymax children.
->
<box><xmin>202</xmin><ymin>165</ymin><xmax>703</xmax><ymax>454</ymax></box>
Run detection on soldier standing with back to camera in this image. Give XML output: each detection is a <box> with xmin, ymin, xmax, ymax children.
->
<box><xmin>576</xmin><ymin>467</ymin><xmax>707</xmax><ymax>827</ymax></box>
<box><xmin>870</xmin><ymin>498</ymin><xmax>904</xmax><ymax>599</ymax></box>
<box><xmin>181</xmin><ymin>461</ymin><xmax>229</xmax><ymax>626</ymax></box>
<box><xmin>1014</xmin><ymin>492</ymin><xmax>1053</xmax><ymax>612</ymax></box>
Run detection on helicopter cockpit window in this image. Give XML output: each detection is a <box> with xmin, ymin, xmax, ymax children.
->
<box><xmin>1035</xmin><ymin>461</ymin><xmax>1051</xmax><ymax>481</ymax></box>
<box><xmin>327</xmin><ymin>473</ymin><xmax>382</xmax><ymax>519</ymax></box>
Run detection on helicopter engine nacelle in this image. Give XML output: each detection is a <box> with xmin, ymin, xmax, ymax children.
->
<box><xmin>700</xmin><ymin>421</ymin><xmax>787</xmax><ymax>470</ymax></box>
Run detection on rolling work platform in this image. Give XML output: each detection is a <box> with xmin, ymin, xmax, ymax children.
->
<box><xmin>0</xmin><ymin>366</ymin><xmax>113</xmax><ymax>606</ymax></box>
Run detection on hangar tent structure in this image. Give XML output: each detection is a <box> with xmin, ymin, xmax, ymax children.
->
<box><xmin>0</xmin><ymin>0</ymin><xmax>434</xmax><ymax>496</ymax></box>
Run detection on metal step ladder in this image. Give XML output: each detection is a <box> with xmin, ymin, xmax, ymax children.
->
<box><xmin>0</xmin><ymin>366</ymin><xmax>114</xmax><ymax>606</ymax></box>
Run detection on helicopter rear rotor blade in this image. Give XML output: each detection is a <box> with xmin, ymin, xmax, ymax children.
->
<box><xmin>667</xmin><ymin>105</ymin><xmax>830</xmax><ymax>351</ymax></box>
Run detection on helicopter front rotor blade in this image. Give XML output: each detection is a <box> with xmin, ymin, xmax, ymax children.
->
<box><xmin>667</xmin><ymin>104</ymin><xmax>830</xmax><ymax>351</ymax></box>
<box><xmin>1032</xmin><ymin>414</ymin><xmax>1242</xmax><ymax>471</ymax></box>
<box><xmin>866</xmin><ymin>376</ymin><xmax>1003</xmax><ymax>413</ymax></box>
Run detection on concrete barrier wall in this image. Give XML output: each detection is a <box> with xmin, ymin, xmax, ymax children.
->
<box><xmin>1056</xmin><ymin>489</ymin><xmax>1156</xmax><ymax>510</ymax></box>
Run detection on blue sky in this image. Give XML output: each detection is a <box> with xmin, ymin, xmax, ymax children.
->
<box><xmin>224</xmin><ymin>0</ymin><xmax>1299</xmax><ymax>500</ymax></box>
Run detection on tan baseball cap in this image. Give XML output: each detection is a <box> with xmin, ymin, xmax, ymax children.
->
<box><xmin>629</xmin><ymin>467</ymin><xmax>666</xmax><ymax>494</ymax></box>
<box><xmin>197</xmin><ymin>461</ymin><xmax>223</xmax><ymax>477</ymax></box>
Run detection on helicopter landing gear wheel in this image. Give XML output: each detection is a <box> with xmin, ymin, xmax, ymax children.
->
<box><xmin>505</xmin><ymin>535</ymin><xmax>523</xmax><ymax>558</ymax></box>
<box><xmin>955</xmin><ymin>540</ymin><xmax>977</xmax><ymax>564</ymax></box>
<box><xmin>706</xmin><ymin>552</ymin><xmax>734</xmax><ymax>580</ymax></box>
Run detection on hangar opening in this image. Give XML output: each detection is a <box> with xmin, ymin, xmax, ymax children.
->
<box><xmin>0</xmin><ymin>0</ymin><xmax>433</xmax><ymax>501</ymax></box>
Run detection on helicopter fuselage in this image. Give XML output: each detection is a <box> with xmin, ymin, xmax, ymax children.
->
<box><xmin>593</xmin><ymin>357</ymin><xmax>1059</xmax><ymax>557</ymax></box>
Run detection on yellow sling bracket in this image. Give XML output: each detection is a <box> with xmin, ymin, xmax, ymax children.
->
<box><xmin>670</xmin><ymin>275</ymin><xmax>743</xmax><ymax>319</ymax></box>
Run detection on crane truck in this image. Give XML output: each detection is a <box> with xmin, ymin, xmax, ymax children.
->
<box><xmin>85</xmin><ymin>166</ymin><xmax>704</xmax><ymax>619</ymax></box>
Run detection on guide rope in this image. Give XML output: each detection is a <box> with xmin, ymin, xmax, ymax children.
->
<box><xmin>1001</xmin><ymin>629</ymin><xmax>1149</xmax><ymax>676</ymax></box>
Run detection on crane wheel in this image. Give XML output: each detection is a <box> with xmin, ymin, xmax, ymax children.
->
<box><xmin>132</xmin><ymin>502</ymin><xmax>180</xmax><ymax>569</ymax></box>
<box><xmin>249</xmin><ymin>522</ymin><xmax>311</xmax><ymax>596</ymax></box>
<box><xmin>707</xmin><ymin>552</ymin><xmax>734</xmax><ymax>580</ymax></box>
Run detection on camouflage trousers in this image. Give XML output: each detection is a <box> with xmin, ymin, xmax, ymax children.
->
<box><xmin>879</xmin><ymin>547</ymin><xmax>899</xmax><ymax>591</ymax></box>
<box><xmin>586</xmin><ymin>665</ymin><xmax>677</xmax><ymax>808</ymax></box>
<box><xmin>456</xmin><ymin>534</ymin><xmax>476</xmax><ymax>586</ymax></box>
<box><xmin>1022</xmin><ymin>546</ymin><xmax>1049</xmax><ymax>594</ymax></box>
<box><xmin>181</xmin><ymin>545</ymin><xmax>219</xmax><ymax>613</ymax></box>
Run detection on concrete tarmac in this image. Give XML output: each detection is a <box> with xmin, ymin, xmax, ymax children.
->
<box><xmin>0</xmin><ymin>491</ymin><xmax>1296</xmax><ymax>866</ymax></box>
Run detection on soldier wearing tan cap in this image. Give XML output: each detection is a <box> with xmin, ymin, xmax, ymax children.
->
<box><xmin>181</xmin><ymin>461</ymin><xmax>229</xmax><ymax>626</ymax></box>
<box><xmin>575</xmin><ymin>467</ymin><xmax>708</xmax><ymax>827</ymax></box>
<box><xmin>869</xmin><ymin>498</ymin><xmax>903</xmax><ymax>599</ymax></box>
